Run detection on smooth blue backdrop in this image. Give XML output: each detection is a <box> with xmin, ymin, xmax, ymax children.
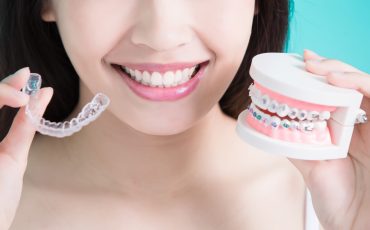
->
<box><xmin>287</xmin><ymin>0</ymin><xmax>370</xmax><ymax>73</ymax></box>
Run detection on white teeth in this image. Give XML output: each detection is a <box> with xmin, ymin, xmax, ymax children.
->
<box><xmin>290</xmin><ymin>121</ymin><xmax>300</xmax><ymax>130</ymax></box>
<box><xmin>123</xmin><ymin>65</ymin><xmax>198</xmax><ymax>87</ymax></box>
<box><xmin>181</xmin><ymin>69</ymin><xmax>191</xmax><ymax>83</ymax></box>
<box><xmin>320</xmin><ymin>111</ymin><xmax>331</xmax><ymax>120</ymax></box>
<box><xmin>277</xmin><ymin>104</ymin><xmax>290</xmax><ymax>117</ymax></box>
<box><xmin>129</xmin><ymin>69</ymin><xmax>135</xmax><ymax>77</ymax></box>
<box><xmin>288</xmin><ymin>108</ymin><xmax>299</xmax><ymax>119</ymax></box>
<box><xmin>182</xmin><ymin>68</ymin><xmax>190</xmax><ymax>79</ymax></box>
<box><xmin>268</xmin><ymin>100</ymin><xmax>279</xmax><ymax>113</ymax></box>
<box><xmin>249</xmin><ymin>103</ymin><xmax>328</xmax><ymax>132</ymax></box>
<box><xmin>262</xmin><ymin>114</ymin><xmax>271</xmax><ymax>126</ymax></box>
<box><xmin>248</xmin><ymin>84</ymin><xmax>332</xmax><ymax>122</ymax></box>
<box><xmin>270</xmin><ymin>116</ymin><xmax>281</xmax><ymax>128</ymax></box>
<box><xmin>174</xmin><ymin>70</ymin><xmax>183</xmax><ymax>85</ymax></box>
<box><xmin>260</xmin><ymin>95</ymin><xmax>270</xmax><ymax>110</ymax></box>
<box><xmin>300</xmin><ymin>121</ymin><xmax>314</xmax><ymax>132</ymax></box>
<box><xmin>134</xmin><ymin>70</ymin><xmax>142</xmax><ymax>82</ymax></box>
<box><xmin>142</xmin><ymin>71</ymin><xmax>151</xmax><ymax>85</ymax></box>
<box><xmin>281</xmin><ymin>119</ymin><xmax>291</xmax><ymax>129</ymax></box>
<box><xmin>298</xmin><ymin>110</ymin><xmax>308</xmax><ymax>121</ymax></box>
<box><xmin>163</xmin><ymin>71</ymin><xmax>175</xmax><ymax>87</ymax></box>
<box><xmin>151</xmin><ymin>72</ymin><xmax>162</xmax><ymax>86</ymax></box>
<box><xmin>314</xmin><ymin>121</ymin><xmax>327</xmax><ymax>130</ymax></box>
<box><xmin>307</xmin><ymin>111</ymin><xmax>320</xmax><ymax>121</ymax></box>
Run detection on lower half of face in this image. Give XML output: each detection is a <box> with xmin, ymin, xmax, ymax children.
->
<box><xmin>51</xmin><ymin>0</ymin><xmax>255</xmax><ymax>135</ymax></box>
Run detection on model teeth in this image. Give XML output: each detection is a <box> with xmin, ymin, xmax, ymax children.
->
<box><xmin>249</xmin><ymin>84</ymin><xmax>331</xmax><ymax>122</ymax></box>
<box><xmin>288</xmin><ymin>108</ymin><xmax>299</xmax><ymax>119</ymax></box>
<box><xmin>297</xmin><ymin>110</ymin><xmax>308</xmax><ymax>121</ymax></box>
<box><xmin>276</xmin><ymin>104</ymin><xmax>290</xmax><ymax>117</ymax></box>
<box><xmin>120</xmin><ymin>65</ymin><xmax>199</xmax><ymax>87</ymax></box>
<box><xmin>248</xmin><ymin>83</ymin><xmax>333</xmax><ymax>132</ymax></box>
<box><xmin>267</xmin><ymin>100</ymin><xmax>279</xmax><ymax>113</ymax></box>
<box><xmin>249</xmin><ymin>104</ymin><xmax>328</xmax><ymax>132</ymax></box>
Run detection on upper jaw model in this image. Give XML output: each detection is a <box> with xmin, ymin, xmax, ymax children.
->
<box><xmin>236</xmin><ymin>53</ymin><xmax>367</xmax><ymax>160</ymax></box>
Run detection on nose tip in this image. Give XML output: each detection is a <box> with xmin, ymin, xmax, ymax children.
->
<box><xmin>131</xmin><ymin>24</ymin><xmax>193</xmax><ymax>52</ymax></box>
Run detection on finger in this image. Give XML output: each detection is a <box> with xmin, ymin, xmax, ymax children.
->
<box><xmin>326</xmin><ymin>71</ymin><xmax>370</xmax><ymax>98</ymax></box>
<box><xmin>303</xmin><ymin>49</ymin><xmax>326</xmax><ymax>61</ymax></box>
<box><xmin>1</xmin><ymin>87</ymin><xmax>53</xmax><ymax>163</ymax></box>
<box><xmin>0</xmin><ymin>83</ymin><xmax>30</xmax><ymax>109</ymax></box>
<box><xmin>287</xmin><ymin>158</ymin><xmax>319</xmax><ymax>182</ymax></box>
<box><xmin>305</xmin><ymin>57</ymin><xmax>365</xmax><ymax>76</ymax></box>
<box><xmin>1</xmin><ymin>67</ymin><xmax>30</xmax><ymax>90</ymax></box>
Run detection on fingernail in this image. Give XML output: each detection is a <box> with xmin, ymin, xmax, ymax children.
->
<box><xmin>14</xmin><ymin>67</ymin><xmax>30</xmax><ymax>75</ymax></box>
<box><xmin>304</xmin><ymin>49</ymin><xmax>325</xmax><ymax>60</ymax></box>
<box><xmin>304</xmin><ymin>49</ymin><xmax>318</xmax><ymax>55</ymax></box>
<box><xmin>2</xmin><ymin>67</ymin><xmax>30</xmax><ymax>83</ymax></box>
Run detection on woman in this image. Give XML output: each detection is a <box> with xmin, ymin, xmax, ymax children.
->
<box><xmin>0</xmin><ymin>0</ymin><xmax>369</xmax><ymax>229</ymax></box>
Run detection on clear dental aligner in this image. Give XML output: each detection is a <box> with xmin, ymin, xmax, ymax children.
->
<box><xmin>22</xmin><ymin>73</ymin><xmax>110</xmax><ymax>138</ymax></box>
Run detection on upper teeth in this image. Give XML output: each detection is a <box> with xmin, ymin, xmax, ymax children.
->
<box><xmin>121</xmin><ymin>65</ymin><xmax>198</xmax><ymax>87</ymax></box>
<box><xmin>249</xmin><ymin>84</ymin><xmax>331</xmax><ymax>121</ymax></box>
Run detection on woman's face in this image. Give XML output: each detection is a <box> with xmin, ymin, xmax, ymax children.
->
<box><xmin>43</xmin><ymin>0</ymin><xmax>256</xmax><ymax>135</ymax></box>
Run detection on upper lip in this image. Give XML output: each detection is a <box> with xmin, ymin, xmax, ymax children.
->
<box><xmin>112</xmin><ymin>61</ymin><xmax>208</xmax><ymax>73</ymax></box>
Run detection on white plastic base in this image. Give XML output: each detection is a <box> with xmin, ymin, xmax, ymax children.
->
<box><xmin>236</xmin><ymin>110</ymin><xmax>347</xmax><ymax>160</ymax></box>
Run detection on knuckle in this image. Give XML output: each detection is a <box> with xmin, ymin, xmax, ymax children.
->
<box><xmin>322</xmin><ymin>58</ymin><xmax>342</xmax><ymax>66</ymax></box>
<box><xmin>16</xmin><ymin>112</ymin><xmax>29</xmax><ymax>125</ymax></box>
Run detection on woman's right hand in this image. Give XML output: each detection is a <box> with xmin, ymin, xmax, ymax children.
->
<box><xmin>0</xmin><ymin>67</ymin><xmax>53</xmax><ymax>230</ymax></box>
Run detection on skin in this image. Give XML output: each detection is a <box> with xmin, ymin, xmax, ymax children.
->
<box><xmin>290</xmin><ymin>50</ymin><xmax>370</xmax><ymax>230</ymax></box>
<box><xmin>0</xmin><ymin>0</ymin><xmax>368</xmax><ymax>229</ymax></box>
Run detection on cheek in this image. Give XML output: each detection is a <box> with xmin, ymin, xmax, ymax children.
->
<box><xmin>196</xmin><ymin>5</ymin><xmax>254</xmax><ymax>99</ymax></box>
<box><xmin>54</xmin><ymin>2</ymin><xmax>133</xmax><ymax>81</ymax></box>
<box><xmin>193</xmin><ymin>0</ymin><xmax>254</xmax><ymax>60</ymax></box>
<box><xmin>191</xmin><ymin>0</ymin><xmax>254</xmax><ymax>97</ymax></box>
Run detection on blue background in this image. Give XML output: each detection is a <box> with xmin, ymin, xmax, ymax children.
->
<box><xmin>287</xmin><ymin>0</ymin><xmax>370</xmax><ymax>73</ymax></box>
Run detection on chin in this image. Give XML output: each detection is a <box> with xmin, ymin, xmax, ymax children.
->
<box><xmin>111</xmin><ymin>110</ymin><xmax>202</xmax><ymax>136</ymax></box>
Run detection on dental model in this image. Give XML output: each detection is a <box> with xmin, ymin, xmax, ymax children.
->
<box><xmin>236</xmin><ymin>53</ymin><xmax>367</xmax><ymax>160</ymax></box>
<box><xmin>22</xmin><ymin>73</ymin><xmax>110</xmax><ymax>138</ymax></box>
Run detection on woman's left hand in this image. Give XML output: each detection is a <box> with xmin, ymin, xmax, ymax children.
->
<box><xmin>288</xmin><ymin>49</ymin><xmax>370</xmax><ymax>230</ymax></box>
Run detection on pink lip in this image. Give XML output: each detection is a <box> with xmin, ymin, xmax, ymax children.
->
<box><xmin>116</xmin><ymin>62</ymin><xmax>204</xmax><ymax>74</ymax></box>
<box><xmin>114</xmin><ymin>61</ymin><xmax>209</xmax><ymax>101</ymax></box>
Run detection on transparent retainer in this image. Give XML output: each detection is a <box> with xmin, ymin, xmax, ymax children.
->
<box><xmin>22</xmin><ymin>73</ymin><xmax>110</xmax><ymax>138</ymax></box>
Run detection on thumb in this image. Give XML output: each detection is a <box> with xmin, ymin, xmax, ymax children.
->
<box><xmin>1</xmin><ymin>87</ymin><xmax>53</xmax><ymax>163</ymax></box>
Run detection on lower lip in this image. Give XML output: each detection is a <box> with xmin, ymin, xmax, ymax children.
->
<box><xmin>116</xmin><ymin>62</ymin><xmax>208</xmax><ymax>101</ymax></box>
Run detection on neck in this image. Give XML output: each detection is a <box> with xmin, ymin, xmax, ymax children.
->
<box><xmin>59</xmin><ymin>83</ymin><xmax>232</xmax><ymax>198</ymax></box>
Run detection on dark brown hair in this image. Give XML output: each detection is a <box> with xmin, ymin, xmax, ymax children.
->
<box><xmin>0</xmin><ymin>0</ymin><xmax>293</xmax><ymax>141</ymax></box>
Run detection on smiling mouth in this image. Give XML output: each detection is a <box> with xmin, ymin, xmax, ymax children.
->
<box><xmin>247</xmin><ymin>82</ymin><xmax>336</xmax><ymax>145</ymax></box>
<box><xmin>111</xmin><ymin>61</ymin><xmax>207</xmax><ymax>88</ymax></box>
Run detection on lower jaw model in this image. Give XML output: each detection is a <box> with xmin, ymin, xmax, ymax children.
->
<box><xmin>23</xmin><ymin>73</ymin><xmax>110</xmax><ymax>138</ymax></box>
<box><xmin>236</xmin><ymin>53</ymin><xmax>367</xmax><ymax>160</ymax></box>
